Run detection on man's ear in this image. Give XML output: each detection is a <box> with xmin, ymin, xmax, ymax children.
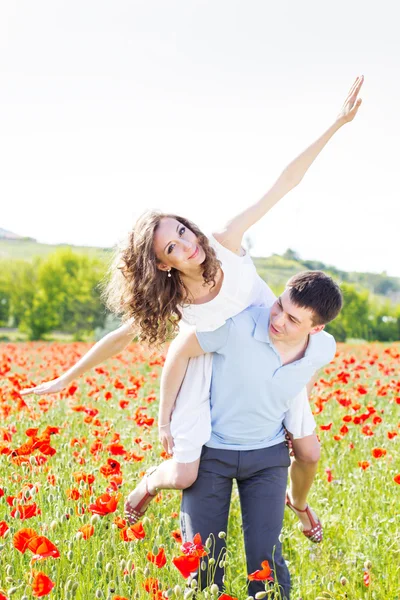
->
<box><xmin>310</xmin><ymin>324</ymin><xmax>325</xmax><ymax>336</ymax></box>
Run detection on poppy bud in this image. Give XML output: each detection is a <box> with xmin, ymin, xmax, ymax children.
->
<box><xmin>95</xmin><ymin>590</ymin><xmax>104</xmax><ymax>598</ymax></box>
<box><xmin>143</xmin><ymin>566</ymin><xmax>150</xmax><ymax>577</ymax></box>
<box><xmin>191</xmin><ymin>579</ymin><xmax>198</xmax><ymax>589</ymax></box>
<box><xmin>205</xmin><ymin>537</ymin><xmax>212</xmax><ymax>549</ymax></box>
<box><xmin>255</xmin><ymin>593</ymin><xmax>268</xmax><ymax>599</ymax></box>
<box><xmin>364</xmin><ymin>560</ymin><xmax>372</xmax><ymax>570</ymax></box>
<box><xmin>71</xmin><ymin>582</ymin><xmax>78</xmax><ymax>592</ymax></box>
<box><xmin>48</xmin><ymin>493</ymin><xmax>54</xmax><ymax>503</ymax></box>
<box><xmin>13</xmin><ymin>510</ymin><xmax>21</xmax><ymax>519</ymax></box>
<box><xmin>67</xmin><ymin>551</ymin><xmax>73</xmax><ymax>561</ymax></box>
<box><xmin>174</xmin><ymin>585</ymin><xmax>182</xmax><ymax>597</ymax></box>
<box><xmin>278</xmin><ymin>533</ymin><xmax>284</xmax><ymax>543</ymax></box>
<box><xmin>184</xmin><ymin>590</ymin><xmax>195</xmax><ymax>599</ymax></box>
<box><xmin>75</xmin><ymin>532</ymin><xmax>83</xmax><ymax>540</ymax></box>
<box><xmin>6</xmin><ymin>565</ymin><xmax>13</xmax><ymax>576</ymax></box>
<box><xmin>219</xmin><ymin>560</ymin><xmax>226</xmax><ymax>568</ymax></box>
<box><xmin>105</xmin><ymin>563</ymin><xmax>112</xmax><ymax>573</ymax></box>
<box><xmin>245</xmin><ymin>597</ymin><xmax>254</xmax><ymax>600</ymax></box>
<box><xmin>91</xmin><ymin>514</ymin><xmax>100</xmax><ymax>525</ymax></box>
<box><xmin>97</xmin><ymin>550</ymin><xmax>103</xmax><ymax>561</ymax></box>
<box><xmin>218</xmin><ymin>531</ymin><xmax>226</xmax><ymax>539</ymax></box>
<box><xmin>120</xmin><ymin>559</ymin><xmax>126</xmax><ymax>569</ymax></box>
<box><xmin>7</xmin><ymin>587</ymin><xmax>18</xmax><ymax>595</ymax></box>
<box><xmin>81</xmin><ymin>556</ymin><xmax>88</xmax><ymax>565</ymax></box>
<box><xmin>208</xmin><ymin>558</ymin><xmax>215</xmax><ymax>566</ymax></box>
<box><xmin>210</xmin><ymin>584</ymin><xmax>219</xmax><ymax>595</ymax></box>
<box><xmin>340</xmin><ymin>577</ymin><xmax>348</xmax><ymax>586</ymax></box>
<box><xmin>50</xmin><ymin>520</ymin><xmax>58</xmax><ymax>530</ymax></box>
<box><xmin>123</xmin><ymin>574</ymin><xmax>130</xmax><ymax>584</ymax></box>
<box><xmin>200</xmin><ymin>560</ymin><xmax>206</xmax><ymax>571</ymax></box>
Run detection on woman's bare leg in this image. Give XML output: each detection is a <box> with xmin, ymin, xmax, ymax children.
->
<box><xmin>124</xmin><ymin>458</ymin><xmax>200</xmax><ymax>520</ymax></box>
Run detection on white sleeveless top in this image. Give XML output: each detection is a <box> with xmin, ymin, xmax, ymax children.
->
<box><xmin>180</xmin><ymin>234</ymin><xmax>276</xmax><ymax>331</ymax></box>
<box><xmin>170</xmin><ymin>234</ymin><xmax>315</xmax><ymax>445</ymax></box>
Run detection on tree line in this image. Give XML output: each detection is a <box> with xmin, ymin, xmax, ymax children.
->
<box><xmin>0</xmin><ymin>248</ymin><xmax>399</xmax><ymax>342</ymax></box>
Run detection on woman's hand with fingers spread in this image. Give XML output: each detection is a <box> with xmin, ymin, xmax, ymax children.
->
<box><xmin>337</xmin><ymin>75</ymin><xmax>364</xmax><ymax>125</ymax></box>
<box><xmin>19</xmin><ymin>376</ymin><xmax>69</xmax><ymax>396</ymax></box>
<box><xmin>158</xmin><ymin>422</ymin><xmax>174</xmax><ymax>456</ymax></box>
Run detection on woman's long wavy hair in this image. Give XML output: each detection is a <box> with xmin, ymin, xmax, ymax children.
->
<box><xmin>101</xmin><ymin>210</ymin><xmax>220</xmax><ymax>346</ymax></box>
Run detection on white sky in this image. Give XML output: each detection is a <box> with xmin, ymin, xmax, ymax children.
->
<box><xmin>1</xmin><ymin>1</ymin><xmax>399</xmax><ymax>275</ymax></box>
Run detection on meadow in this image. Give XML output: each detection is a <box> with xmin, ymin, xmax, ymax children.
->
<box><xmin>0</xmin><ymin>341</ymin><xmax>399</xmax><ymax>600</ymax></box>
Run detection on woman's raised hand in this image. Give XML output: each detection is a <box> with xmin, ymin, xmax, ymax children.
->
<box><xmin>20</xmin><ymin>376</ymin><xmax>69</xmax><ymax>396</ymax></box>
<box><xmin>337</xmin><ymin>75</ymin><xmax>364</xmax><ymax>125</ymax></box>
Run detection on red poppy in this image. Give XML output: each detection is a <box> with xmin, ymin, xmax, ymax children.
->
<box><xmin>219</xmin><ymin>595</ymin><xmax>238</xmax><ymax>600</ymax></box>
<box><xmin>320</xmin><ymin>423</ymin><xmax>333</xmax><ymax>431</ymax></box>
<box><xmin>88</xmin><ymin>493</ymin><xmax>120</xmax><ymax>515</ymax></box>
<box><xmin>113</xmin><ymin>516</ymin><xmax>127</xmax><ymax>529</ymax></box>
<box><xmin>11</xmin><ymin>503</ymin><xmax>41</xmax><ymax>520</ymax></box>
<box><xmin>181</xmin><ymin>533</ymin><xmax>207</xmax><ymax>557</ymax></box>
<box><xmin>66</xmin><ymin>488</ymin><xmax>81</xmax><ymax>501</ymax></box>
<box><xmin>147</xmin><ymin>547</ymin><xmax>167</xmax><ymax>568</ymax></box>
<box><xmin>143</xmin><ymin>578</ymin><xmax>159</xmax><ymax>594</ymax></box>
<box><xmin>31</xmin><ymin>571</ymin><xmax>55</xmax><ymax>597</ymax></box>
<box><xmin>394</xmin><ymin>474</ymin><xmax>400</xmax><ymax>485</ymax></box>
<box><xmin>248</xmin><ymin>560</ymin><xmax>274</xmax><ymax>582</ymax></box>
<box><xmin>172</xmin><ymin>554</ymin><xmax>200</xmax><ymax>578</ymax></box>
<box><xmin>171</xmin><ymin>530</ymin><xmax>182</xmax><ymax>543</ymax></box>
<box><xmin>120</xmin><ymin>522</ymin><xmax>146</xmax><ymax>541</ymax></box>
<box><xmin>358</xmin><ymin>461</ymin><xmax>370</xmax><ymax>470</ymax></box>
<box><xmin>0</xmin><ymin>521</ymin><xmax>9</xmax><ymax>537</ymax></box>
<box><xmin>371</xmin><ymin>448</ymin><xmax>386</xmax><ymax>459</ymax></box>
<box><xmin>79</xmin><ymin>524</ymin><xmax>94</xmax><ymax>540</ymax></box>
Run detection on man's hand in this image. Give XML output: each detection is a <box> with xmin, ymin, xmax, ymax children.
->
<box><xmin>337</xmin><ymin>75</ymin><xmax>364</xmax><ymax>125</ymax></box>
<box><xmin>159</xmin><ymin>423</ymin><xmax>174</xmax><ymax>456</ymax></box>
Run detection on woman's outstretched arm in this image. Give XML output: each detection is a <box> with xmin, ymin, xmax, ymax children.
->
<box><xmin>214</xmin><ymin>76</ymin><xmax>364</xmax><ymax>253</ymax></box>
<box><xmin>20</xmin><ymin>322</ymin><xmax>136</xmax><ymax>396</ymax></box>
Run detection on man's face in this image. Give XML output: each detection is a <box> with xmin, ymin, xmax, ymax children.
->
<box><xmin>269</xmin><ymin>288</ymin><xmax>324</xmax><ymax>345</ymax></box>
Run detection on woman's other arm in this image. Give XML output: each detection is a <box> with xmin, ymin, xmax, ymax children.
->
<box><xmin>214</xmin><ymin>76</ymin><xmax>364</xmax><ymax>254</ymax></box>
<box><xmin>158</xmin><ymin>329</ymin><xmax>205</xmax><ymax>454</ymax></box>
<box><xmin>20</xmin><ymin>322</ymin><xmax>136</xmax><ymax>396</ymax></box>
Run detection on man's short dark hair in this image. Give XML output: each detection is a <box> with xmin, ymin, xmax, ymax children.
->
<box><xmin>286</xmin><ymin>271</ymin><xmax>343</xmax><ymax>325</ymax></box>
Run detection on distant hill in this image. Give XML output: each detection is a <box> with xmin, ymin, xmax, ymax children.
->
<box><xmin>0</xmin><ymin>227</ymin><xmax>32</xmax><ymax>241</ymax></box>
<box><xmin>0</xmin><ymin>232</ymin><xmax>399</xmax><ymax>304</ymax></box>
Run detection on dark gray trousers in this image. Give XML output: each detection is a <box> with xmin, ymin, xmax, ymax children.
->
<box><xmin>181</xmin><ymin>442</ymin><xmax>291</xmax><ymax>599</ymax></box>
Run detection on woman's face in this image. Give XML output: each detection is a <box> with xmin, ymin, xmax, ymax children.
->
<box><xmin>153</xmin><ymin>217</ymin><xmax>206</xmax><ymax>273</ymax></box>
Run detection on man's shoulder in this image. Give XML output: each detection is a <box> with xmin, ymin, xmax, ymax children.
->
<box><xmin>311</xmin><ymin>330</ymin><xmax>336</xmax><ymax>365</ymax></box>
<box><xmin>231</xmin><ymin>305</ymin><xmax>270</xmax><ymax>325</ymax></box>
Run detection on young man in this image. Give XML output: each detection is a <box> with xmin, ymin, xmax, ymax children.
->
<box><xmin>175</xmin><ymin>271</ymin><xmax>342</xmax><ymax>598</ymax></box>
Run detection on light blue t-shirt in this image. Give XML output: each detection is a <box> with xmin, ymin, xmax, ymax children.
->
<box><xmin>196</xmin><ymin>306</ymin><xmax>336</xmax><ymax>451</ymax></box>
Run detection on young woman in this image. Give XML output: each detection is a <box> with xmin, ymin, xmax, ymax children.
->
<box><xmin>21</xmin><ymin>76</ymin><xmax>363</xmax><ymax>541</ymax></box>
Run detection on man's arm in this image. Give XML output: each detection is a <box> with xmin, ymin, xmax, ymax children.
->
<box><xmin>213</xmin><ymin>76</ymin><xmax>363</xmax><ymax>255</ymax></box>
